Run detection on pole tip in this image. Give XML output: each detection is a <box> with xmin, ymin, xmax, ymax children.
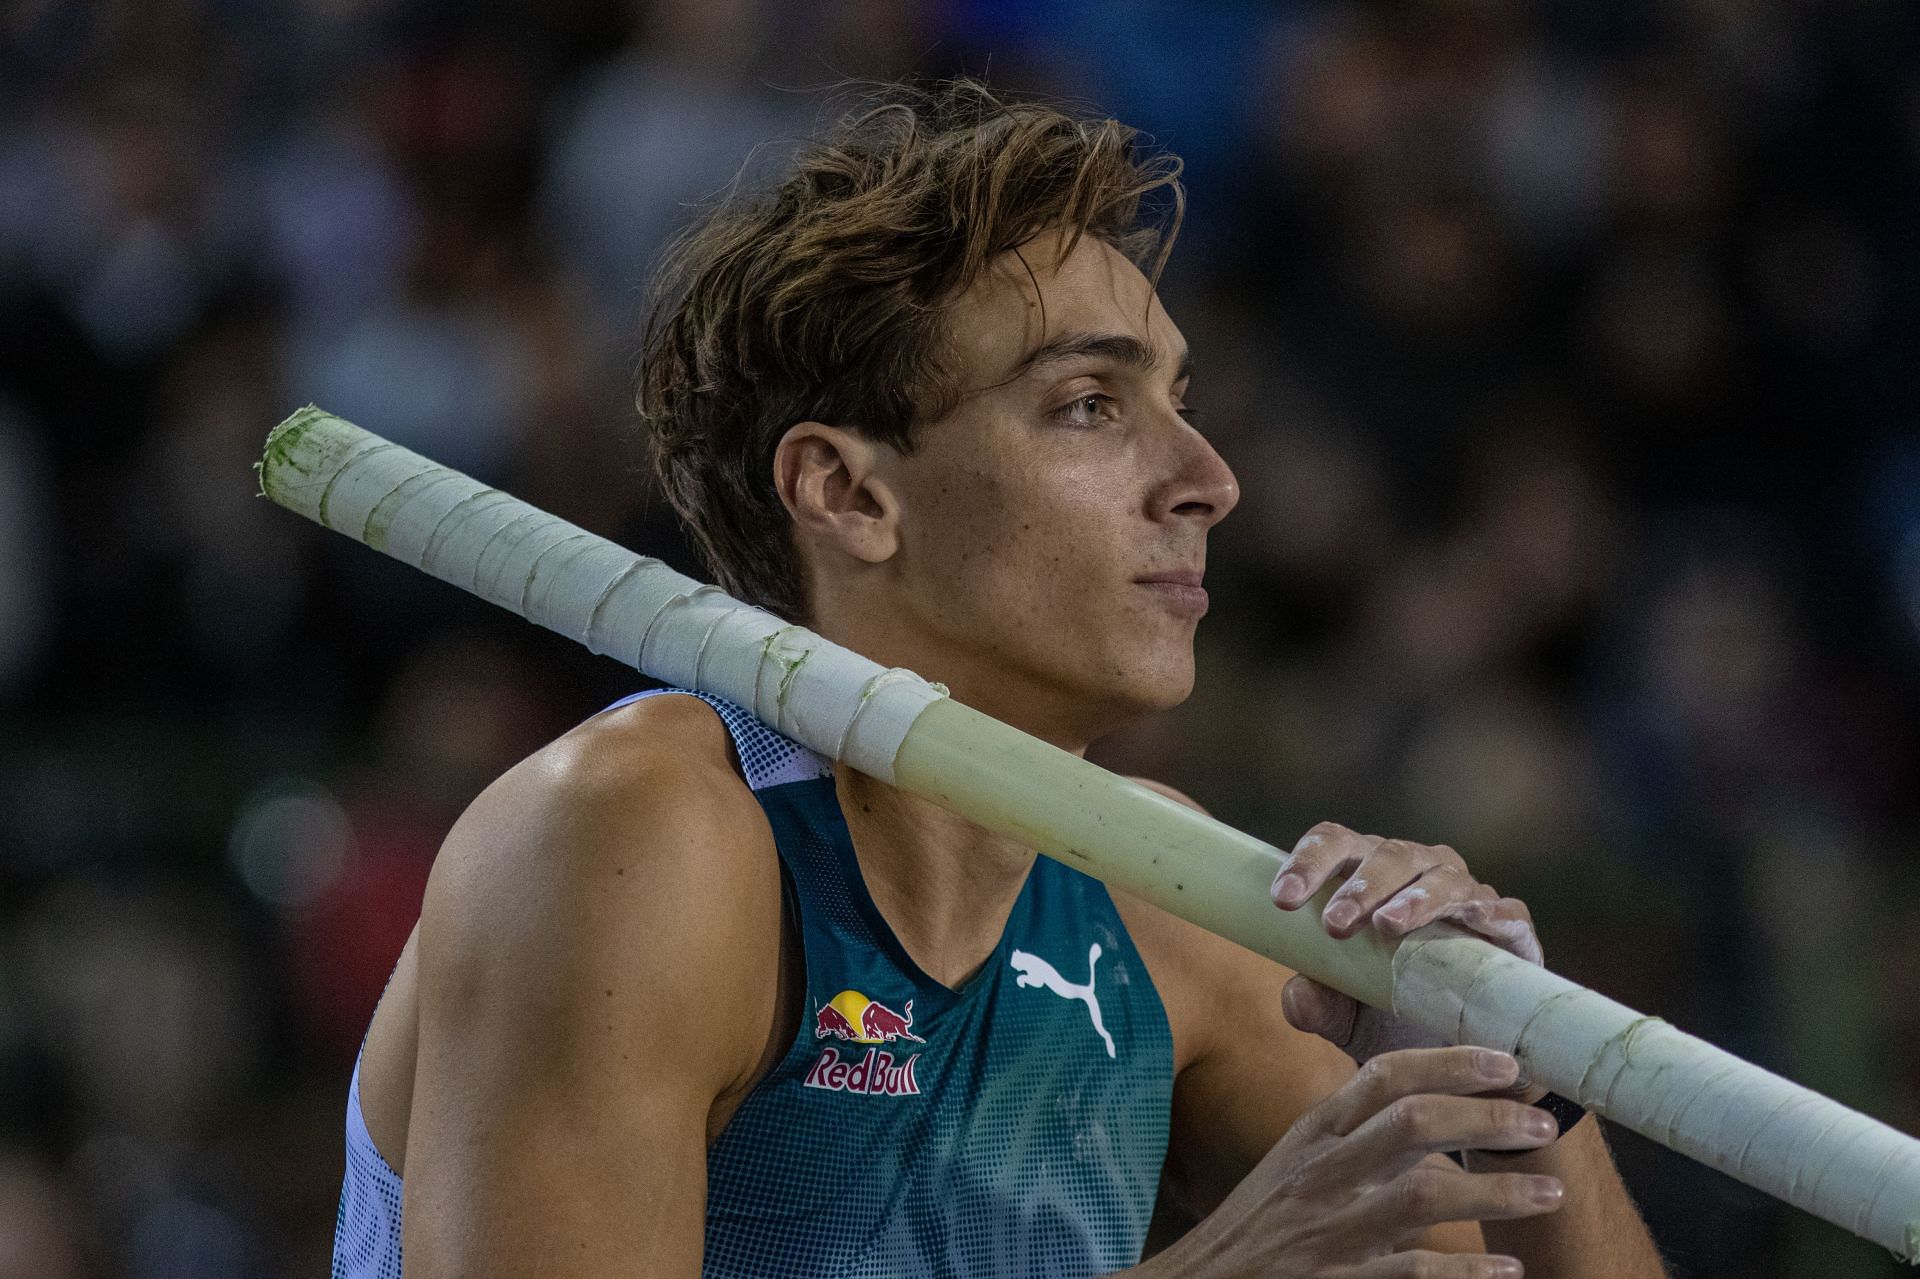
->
<box><xmin>257</xmin><ymin>405</ymin><xmax>334</xmax><ymax>499</ymax></box>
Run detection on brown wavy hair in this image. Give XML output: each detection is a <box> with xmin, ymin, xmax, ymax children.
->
<box><xmin>637</xmin><ymin>79</ymin><xmax>1185</xmax><ymax>622</ymax></box>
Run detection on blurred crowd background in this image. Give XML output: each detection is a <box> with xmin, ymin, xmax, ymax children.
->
<box><xmin>1</xmin><ymin>0</ymin><xmax>1917</xmax><ymax>1274</ymax></box>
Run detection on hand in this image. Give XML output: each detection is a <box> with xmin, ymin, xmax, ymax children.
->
<box><xmin>1145</xmin><ymin>1047</ymin><xmax>1563</xmax><ymax>1278</ymax></box>
<box><xmin>1271</xmin><ymin>823</ymin><xmax>1543</xmax><ymax>1070</ymax></box>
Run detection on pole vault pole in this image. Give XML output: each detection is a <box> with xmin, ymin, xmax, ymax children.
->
<box><xmin>258</xmin><ymin>406</ymin><xmax>1920</xmax><ymax>1262</ymax></box>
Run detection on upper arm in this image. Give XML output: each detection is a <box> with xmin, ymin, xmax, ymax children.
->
<box><xmin>403</xmin><ymin>694</ymin><xmax>782</xmax><ymax>1277</ymax></box>
<box><xmin>1126</xmin><ymin>778</ymin><xmax>1487</xmax><ymax>1257</ymax></box>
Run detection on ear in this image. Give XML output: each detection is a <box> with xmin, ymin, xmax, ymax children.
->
<box><xmin>772</xmin><ymin>422</ymin><xmax>900</xmax><ymax>565</ymax></box>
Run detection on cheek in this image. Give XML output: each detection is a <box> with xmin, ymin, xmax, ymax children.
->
<box><xmin>913</xmin><ymin>458</ymin><xmax>1123</xmax><ymax>606</ymax></box>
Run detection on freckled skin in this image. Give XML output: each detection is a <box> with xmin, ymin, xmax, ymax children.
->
<box><xmin>790</xmin><ymin>230</ymin><xmax>1240</xmax><ymax>751</ymax></box>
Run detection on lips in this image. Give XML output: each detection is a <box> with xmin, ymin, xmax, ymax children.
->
<box><xmin>1135</xmin><ymin>570</ymin><xmax>1208</xmax><ymax>615</ymax></box>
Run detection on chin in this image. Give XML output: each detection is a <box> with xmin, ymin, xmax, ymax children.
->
<box><xmin>1140</xmin><ymin>670</ymin><xmax>1198</xmax><ymax>713</ymax></box>
<box><xmin>1092</xmin><ymin>654</ymin><xmax>1197</xmax><ymax>723</ymax></box>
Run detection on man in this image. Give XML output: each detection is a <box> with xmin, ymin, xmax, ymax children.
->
<box><xmin>334</xmin><ymin>81</ymin><xmax>1667</xmax><ymax>1277</ymax></box>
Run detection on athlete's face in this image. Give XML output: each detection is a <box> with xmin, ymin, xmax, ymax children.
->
<box><xmin>865</xmin><ymin>231</ymin><xmax>1239</xmax><ymax>745</ymax></box>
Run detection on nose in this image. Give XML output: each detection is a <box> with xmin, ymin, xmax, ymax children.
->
<box><xmin>1150</xmin><ymin>416</ymin><xmax>1240</xmax><ymax>530</ymax></box>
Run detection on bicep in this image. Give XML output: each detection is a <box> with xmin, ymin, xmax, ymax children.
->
<box><xmin>1161</xmin><ymin>956</ymin><xmax>1358</xmax><ymax>1219</ymax></box>
<box><xmin>404</xmin><ymin>1034</ymin><xmax>714</xmax><ymax>1274</ymax></box>
<box><xmin>1166</xmin><ymin>958</ymin><xmax>1487</xmax><ymax>1257</ymax></box>
<box><xmin>1128</xmin><ymin>778</ymin><xmax>1488</xmax><ymax>1257</ymax></box>
<box><xmin>402</xmin><ymin>732</ymin><xmax>780</xmax><ymax>1276</ymax></box>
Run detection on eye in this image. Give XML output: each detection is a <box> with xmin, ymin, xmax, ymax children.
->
<box><xmin>1051</xmin><ymin>393</ymin><xmax>1116</xmax><ymax>427</ymax></box>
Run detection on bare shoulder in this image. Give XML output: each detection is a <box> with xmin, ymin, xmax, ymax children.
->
<box><xmin>419</xmin><ymin>689</ymin><xmax>784</xmax><ymax>1096</ymax></box>
<box><xmin>402</xmin><ymin>692</ymin><xmax>788</xmax><ymax>1270</ymax></box>
<box><xmin>432</xmin><ymin>691</ymin><xmax>768</xmax><ymax>908</ymax></box>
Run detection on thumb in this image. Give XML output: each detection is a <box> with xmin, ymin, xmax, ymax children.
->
<box><xmin>1282</xmin><ymin>974</ymin><xmax>1358</xmax><ymax>1048</ymax></box>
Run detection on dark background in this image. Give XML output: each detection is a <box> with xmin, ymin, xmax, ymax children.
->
<box><xmin>2</xmin><ymin>0</ymin><xmax>1918</xmax><ymax>1274</ymax></box>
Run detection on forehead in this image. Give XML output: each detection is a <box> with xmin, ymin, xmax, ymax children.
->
<box><xmin>942</xmin><ymin>231</ymin><xmax>1185</xmax><ymax>390</ymax></box>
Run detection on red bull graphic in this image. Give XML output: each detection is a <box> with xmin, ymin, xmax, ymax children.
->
<box><xmin>859</xmin><ymin>999</ymin><xmax>923</xmax><ymax>1044</ymax></box>
<box><xmin>813</xmin><ymin>1003</ymin><xmax>857</xmax><ymax>1040</ymax></box>
<box><xmin>806</xmin><ymin>990</ymin><xmax>926</xmax><ymax>1097</ymax></box>
<box><xmin>812</xmin><ymin>990</ymin><xmax>925</xmax><ymax>1045</ymax></box>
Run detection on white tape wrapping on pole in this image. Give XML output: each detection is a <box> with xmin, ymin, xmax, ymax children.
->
<box><xmin>1392</xmin><ymin>936</ymin><xmax>1920</xmax><ymax>1258</ymax></box>
<box><xmin>260</xmin><ymin>407</ymin><xmax>943</xmax><ymax>782</ymax></box>
<box><xmin>258</xmin><ymin>407</ymin><xmax>1920</xmax><ymax>1261</ymax></box>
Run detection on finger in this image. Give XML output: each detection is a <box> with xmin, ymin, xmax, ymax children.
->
<box><xmin>1327</xmin><ymin>841</ymin><xmax>1469</xmax><ymax>938</ymax></box>
<box><xmin>1353</xmin><ymin>1249</ymin><xmax>1524</xmax><ymax>1278</ymax></box>
<box><xmin>1311</xmin><ymin>1046</ymin><xmax>1521</xmax><ymax>1138</ymax></box>
<box><xmin>1321</xmin><ymin>838</ymin><xmax>1434</xmax><ymax>936</ymax></box>
<box><xmin>1272</xmin><ymin>823</ymin><xmax>1371</xmax><ymax>909</ymax></box>
<box><xmin>1281</xmin><ymin>974</ymin><xmax>1358</xmax><ymax>1047</ymax></box>
<box><xmin>1344</xmin><ymin>1164</ymin><xmax>1564</xmax><ymax>1240</ymax></box>
<box><xmin>1318</xmin><ymin>1094</ymin><xmax>1560</xmax><ymax>1185</ymax></box>
<box><xmin>1372</xmin><ymin>862</ymin><xmax>1479</xmax><ymax>939</ymax></box>
<box><xmin>1442</xmin><ymin>897</ymin><xmax>1545</xmax><ymax>966</ymax></box>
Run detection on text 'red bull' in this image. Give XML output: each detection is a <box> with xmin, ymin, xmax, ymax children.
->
<box><xmin>803</xmin><ymin>1046</ymin><xmax>922</xmax><ymax>1096</ymax></box>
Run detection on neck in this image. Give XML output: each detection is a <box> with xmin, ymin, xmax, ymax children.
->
<box><xmin>806</xmin><ymin>602</ymin><xmax>1103</xmax><ymax>987</ymax></box>
<box><xmin>835</xmin><ymin>765</ymin><xmax>1050</xmax><ymax>990</ymax></box>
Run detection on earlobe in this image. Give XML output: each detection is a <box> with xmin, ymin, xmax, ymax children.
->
<box><xmin>772</xmin><ymin>421</ymin><xmax>899</xmax><ymax>565</ymax></box>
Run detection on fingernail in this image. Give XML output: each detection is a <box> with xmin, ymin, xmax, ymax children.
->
<box><xmin>1490</xmin><ymin>1259</ymin><xmax>1523</xmax><ymax>1279</ymax></box>
<box><xmin>1324</xmin><ymin>898</ymin><xmax>1360</xmax><ymax>931</ymax></box>
<box><xmin>1375</xmin><ymin>901</ymin><xmax>1410</xmax><ymax>931</ymax></box>
<box><xmin>1272</xmin><ymin>873</ymin><xmax>1307</xmax><ymax>907</ymax></box>
<box><xmin>1525</xmin><ymin>1109</ymin><xmax>1557</xmax><ymax>1140</ymax></box>
<box><xmin>1475</xmin><ymin>1050</ymin><xmax>1518</xmax><ymax>1084</ymax></box>
<box><xmin>1529</xmin><ymin>1177</ymin><xmax>1563</xmax><ymax>1207</ymax></box>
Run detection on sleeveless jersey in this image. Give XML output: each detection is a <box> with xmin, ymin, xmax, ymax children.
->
<box><xmin>334</xmin><ymin>688</ymin><xmax>1175</xmax><ymax>1278</ymax></box>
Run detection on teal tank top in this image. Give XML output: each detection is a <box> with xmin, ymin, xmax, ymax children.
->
<box><xmin>332</xmin><ymin>688</ymin><xmax>1174</xmax><ymax>1278</ymax></box>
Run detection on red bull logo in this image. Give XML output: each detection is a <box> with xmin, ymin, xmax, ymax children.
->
<box><xmin>812</xmin><ymin>990</ymin><xmax>925</xmax><ymax>1045</ymax></box>
<box><xmin>805</xmin><ymin>989</ymin><xmax>926</xmax><ymax>1097</ymax></box>
<box><xmin>814</xmin><ymin>1004</ymin><xmax>857</xmax><ymax>1039</ymax></box>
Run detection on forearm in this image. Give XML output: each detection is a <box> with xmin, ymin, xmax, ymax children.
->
<box><xmin>1469</xmin><ymin>1115</ymin><xmax>1666</xmax><ymax>1279</ymax></box>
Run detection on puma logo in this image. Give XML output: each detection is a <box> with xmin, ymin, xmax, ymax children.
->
<box><xmin>1009</xmin><ymin>943</ymin><xmax>1116</xmax><ymax>1059</ymax></box>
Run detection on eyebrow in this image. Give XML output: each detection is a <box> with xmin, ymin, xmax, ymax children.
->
<box><xmin>1015</xmin><ymin>331</ymin><xmax>1194</xmax><ymax>385</ymax></box>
